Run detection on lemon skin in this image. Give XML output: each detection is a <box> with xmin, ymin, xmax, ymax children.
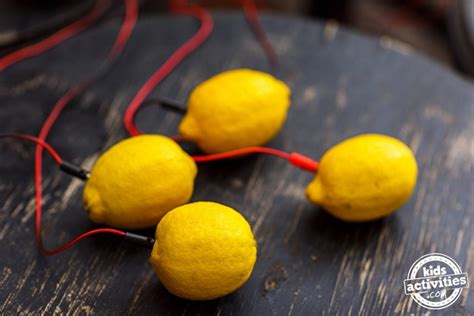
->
<box><xmin>150</xmin><ymin>202</ymin><xmax>257</xmax><ymax>300</ymax></box>
<box><xmin>179</xmin><ymin>69</ymin><xmax>291</xmax><ymax>153</ymax></box>
<box><xmin>306</xmin><ymin>134</ymin><xmax>417</xmax><ymax>221</ymax></box>
<box><xmin>83</xmin><ymin>135</ymin><xmax>197</xmax><ymax>229</ymax></box>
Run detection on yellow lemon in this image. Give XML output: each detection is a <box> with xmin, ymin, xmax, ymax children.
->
<box><xmin>150</xmin><ymin>202</ymin><xmax>257</xmax><ymax>300</ymax></box>
<box><xmin>306</xmin><ymin>134</ymin><xmax>417</xmax><ymax>221</ymax></box>
<box><xmin>179</xmin><ymin>69</ymin><xmax>291</xmax><ymax>153</ymax></box>
<box><xmin>83</xmin><ymin>135</ymin><xmax>197</xmax><ymax>229</ymax></box>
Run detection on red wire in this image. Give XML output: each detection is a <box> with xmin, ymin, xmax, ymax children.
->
<box><xmin>108</xmin><ymin>0</ymin><xmax>139</xmax><ymax>59</ymax></box>
<box><xmin>120</xmin><ymin>1</ymin><xmax>315</xmax><ymax>173</ymax></box>
<box><xmin>1</xmin><ymin>137</ymin><xmax>127</xmax><ymax>256</ymax></box>
<box><xmin>43</xmin><ymin>229</ymin><xmax>126</xmax><ymax>256</ymax></box>
<box><xmin>0</xmin><ymin>134</ymin><xmax>63</xmax><ymax>164</ymax></box>
<box><xmin>240</xmin><ymin>0</ymin><xmax>278</xmax><ymax>71</ymax></box>
<box><xmin>191</xmin><ymin>147</ymin><xmax>290</xmax><ymax>162</ymax></box>
<box><xmin>191</xmin><ymin>147</ymin><xmax>319</xmax><ymax>173</ymax></box>
<box><xmin>121</xmin><ymin>1</ymin><xmax>314</xmax><ymax>172</ymax></box>
<box><xmin>123</xmin><ymin>0</ymin><xmax>279</xmax><ymax>136</ymax></box>
<box><xmin>0</xmin><ymin>0</ymin><xmax>109</xmax><ymax>72</ymax></box>
<box><xmin>33</xmin><ymin>0</ymin><xmax>138</xmax><ymax>256</ymax></box>
<box><xmin>123</xmin><ymin>99</ymin><xmax>318</xmax><ymax>171</ymax></box>
<box><xmin>0</xmin><ymin>137</ymin><xmax>126</xmax><ymax>256</ymax></box>
<box><xmin>123</xmin><ymin>2</ymin><xmax>213</xmax><ymax>136</ymax></box>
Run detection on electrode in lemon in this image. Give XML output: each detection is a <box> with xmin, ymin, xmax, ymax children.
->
<box><xmin>83</xmin><ymin>135</ymin><xmax>197</xmax><ymax>229</ymax></box>
<box><xmin>306</xmin><ymin>134</ymin><xmax>417</xmax><ymax>221</ymax></box>
<box><xmin>179</xmin><ymin>69</ymin><xmax>291</xmax><ymax>153</ymax></box>
<box><xmin>150</xmin><ymin>202</ymin><xmax>257</xmax><ymax>300</ymax></box>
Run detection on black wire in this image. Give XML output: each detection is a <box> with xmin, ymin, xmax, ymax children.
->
<box><xmin>141</xmin><ymin>98</ymin><xmax>187</xmax><ymax>114</ymax></box>
<box><xmin>130</xmin><ymin>97</ymin><xmax>187</xmax><ymax>136</ymax></box>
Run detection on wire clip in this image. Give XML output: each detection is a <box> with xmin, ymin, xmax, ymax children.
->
<box><xmin>124</xmin><ymin>232</ymin><xmax>155</xmax><ymax>249</ymax></box>
<box><xmin>288</xmin><ymin>152</ymin><xmax>319</xmax><ymax>173</ymax></box>
<box><xmin>60</xmin><ymin>161</ymin><xmax>90</xmax><ymax>180</ymax></box>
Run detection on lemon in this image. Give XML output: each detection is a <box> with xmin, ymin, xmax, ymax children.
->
<box><xmin>83</xmin><ymin>135</ymin><xmax>197</xmax><ymax>229</ymax></box>
<box><xmin>150</xmin><ymin>202</ymin><xmax>257</xmax><ymax>300</ymax></box>
<box><xmin>178</xmin><ymin>69</ymin><xmax>291</xmax><ymax>153</ymax></box>
<box><xmin>306</xmin><ymin>134</ymin><xmax>417</xmax><ymax>221</ymax></box>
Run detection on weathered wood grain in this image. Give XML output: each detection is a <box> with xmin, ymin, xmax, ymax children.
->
<box><xmin>0</xmin><ymin>13</ymin><xmax>473</xmax><ymax>315</ymax></box>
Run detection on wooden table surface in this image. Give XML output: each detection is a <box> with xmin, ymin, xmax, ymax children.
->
<box><xmin>0</xmin><ymin>12</ymin><xmax>473</xmax><ymax>315</ymax></box>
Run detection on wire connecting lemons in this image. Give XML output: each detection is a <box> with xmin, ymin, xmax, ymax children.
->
<box><xmin>150</xmin><ymin>202</ymin><xmax>257</xmax><ymax>300</ymax></box>
<box><xmin>179</xmin><ymin>69</ymin><xmax>291</xmax><ymax>153</ymax></box>
<box><xmin>306</xmin><ymin>134</ymin><xmax>417</xmax><ymax>221</ymax></box>
<box><xmin>83</xmin><ymin>135</ymin><xmax>197</xmax><ymax>229</ymax></box>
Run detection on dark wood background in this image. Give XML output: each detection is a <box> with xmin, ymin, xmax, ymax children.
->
<box><xmin>0</xmin><ymin>12</ymin><xmax>473</xmax><ymax>315</ymax></box>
